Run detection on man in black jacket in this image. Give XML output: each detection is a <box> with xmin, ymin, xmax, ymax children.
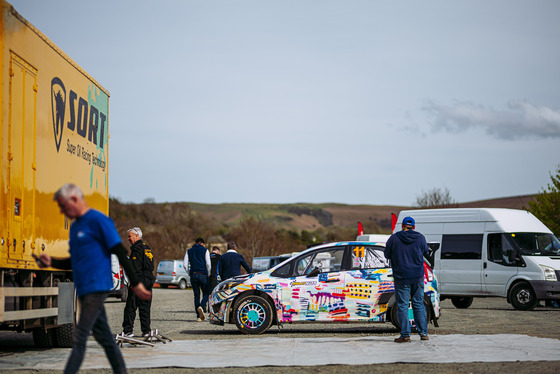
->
<box><xmin>209</xmin><ymin>246</ymin><xmax>222</xmax><ymax>292</ymax></box>
<box><xmin>121</xmin><ymin>227</ymin><xmax>155</xmax><ymax>337</ymax></box>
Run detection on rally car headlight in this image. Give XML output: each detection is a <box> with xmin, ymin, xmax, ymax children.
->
<box><xmin>540</xmin><ymin>265</ymin><xmax>558</xmax><ymax>281</ymax></box>
<box><xmin>216</xmin><ymin>278</ymin><xmax>245</xmax><ymax>292</ymax></box>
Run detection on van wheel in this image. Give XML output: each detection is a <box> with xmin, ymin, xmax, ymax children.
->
<box><xmin>178</xmin><ymin>279</ymin><xmax>187</xmax><ymax>290</ymax></box>
<box><xmin>451</xmin><ymin>297</ymin><xmax>473</xmax><ymax>309</ymax></box>
<box><xmin>390</xmin><ymin>298</ymin><xmax>431</xmax><ymax>331</ymax></box>
<box><xmin>509</xmin><ymin>282</ymin><xmax>538</xmax><ymax>311</ymax></box>
<box><xmin>233</xmin><ymin>294</ymin><xmax>273</xmax><ymax>334</ymax></box>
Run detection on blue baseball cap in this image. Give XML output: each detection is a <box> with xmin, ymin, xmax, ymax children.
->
<box><xmin>402</xmin><ymin>216</ymin><xmax>415</xmax><ymax>226</ymax></box>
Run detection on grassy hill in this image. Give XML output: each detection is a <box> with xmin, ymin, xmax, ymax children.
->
<box><xmin>185</xmin><ymin>194</ymin><xmax>535</xmax><ymax>233</ymax></box>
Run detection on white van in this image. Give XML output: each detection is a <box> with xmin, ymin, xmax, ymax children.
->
<box><xmin>394</xmin><ymin>208</ymin><xmax>560</xmax><ymax>310</ymax></box>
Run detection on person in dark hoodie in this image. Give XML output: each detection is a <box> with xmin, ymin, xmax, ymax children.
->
<box><xmin>384</xmin><ymin>216</ymin><xmax>429</xmax><ymax>343</ymax></box>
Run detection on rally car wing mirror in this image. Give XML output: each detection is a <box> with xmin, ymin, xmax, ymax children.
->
<box><xmin>428</xmin><ymin>242</ymin><xmax>440</xmax><ymax>251</ymax></box>
<box><xmin>425</xmin><ymin>242</ymin><xmax>440</xmax><ymax>268</ymax></box>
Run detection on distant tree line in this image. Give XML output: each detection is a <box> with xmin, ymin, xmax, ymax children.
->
<box><xmin>109</xmin><ymin>199</ymin><xmax>366</xmax><ymax>268</ymax></box>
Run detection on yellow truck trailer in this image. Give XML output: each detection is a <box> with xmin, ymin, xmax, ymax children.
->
<box><xmin>0</xmin><ymin>0</ymin><xmax>110</xmax><ymax>347</ymax></box>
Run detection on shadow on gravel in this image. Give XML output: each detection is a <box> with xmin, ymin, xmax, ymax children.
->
<box><xmin>180</xmin><ymin>325</ymin><xmax>397</xmax><ymax>337</ymax></box>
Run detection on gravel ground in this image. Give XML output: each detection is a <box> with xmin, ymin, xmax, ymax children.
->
<box><xmin>2</xmin><ymin>287</ymin><xmax>559</xmax><ymax>373</ymax></box>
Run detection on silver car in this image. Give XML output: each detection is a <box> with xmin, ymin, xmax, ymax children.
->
<box><xmin>156</xmin><ymin>260</ymin><xmax>190</xmax><ymax>289</ymax></box>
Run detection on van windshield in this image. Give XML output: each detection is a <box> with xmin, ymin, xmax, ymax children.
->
<box><xmin>508</xmin><ymin>233</ymin><xmax>560</xmax><ymax>256</ymax></box>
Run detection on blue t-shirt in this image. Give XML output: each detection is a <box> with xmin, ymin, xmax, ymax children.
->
<box><xmin>68</xmin><ymin>209</ymin><xmax>122</xmax><ymax>296</ymax></box>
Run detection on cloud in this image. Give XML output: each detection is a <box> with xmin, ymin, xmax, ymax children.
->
<box><xmin>422</xmin><ymin>100</ymin><xmax>560</xmax><ymax>140</ymax></box>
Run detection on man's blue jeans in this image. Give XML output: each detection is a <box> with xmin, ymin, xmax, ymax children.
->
<box><xmin>64</xmin><ymin>292</ymin><xmax>126</xmax><ymax>374</ymax></box>
<box><xmin>394</xmin><ymin>279</ymin><xmax>428</xmax><ymax>338</ymax></box>
<box><xmin>190</xmin><ymin>273</ymin><xmax>209</xmax><ymax>317</ymax></box>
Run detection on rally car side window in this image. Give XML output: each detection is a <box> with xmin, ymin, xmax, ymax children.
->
<box><xmin>351</xmin><ymin>245</ymin><xmax>390</xmax><ymax>269</ymax></box>
<box><xmin>295</xmin><ymin>247</ymin><xmax>346</xmax><ymax>276</ymax></box>
<box><xmin>271</xmin><ymin>261</ymin><xmax>293</xmax><ymax>278</ymax></box>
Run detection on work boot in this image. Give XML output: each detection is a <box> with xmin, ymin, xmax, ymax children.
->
<box><xmin>394</xmin><ymin>336</ymin><xmax>411</xmax><ymax>343</ymax></box>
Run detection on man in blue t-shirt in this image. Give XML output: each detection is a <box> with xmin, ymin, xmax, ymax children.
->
<box><xmin>39</xmin><ymin>183</ymin><xmax>151</xmax><ymax>374</ymax></box>
<box><xmin>384</xmin><ymin>216</ymin><xmax>429</xmax><ymax>343</ymax></box>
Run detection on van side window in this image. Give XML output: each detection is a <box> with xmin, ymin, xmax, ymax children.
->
<box><xmin>487</xmin><ymin>233</ymin><xmax>518</xmax><ymax>266</ymax></box>
<box><xmin>441</xmin><ymin>234</ymin><xmax>483</xmax><ymax>259</ymax></box>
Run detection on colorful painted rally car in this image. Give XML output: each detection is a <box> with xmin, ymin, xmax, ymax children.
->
<box><xmin>209</xmin><ymin>240</ymin><xmax>440</xmax><ymax>334</ymax></box>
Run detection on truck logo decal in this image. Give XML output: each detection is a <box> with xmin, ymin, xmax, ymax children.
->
<box><xmin>51</xmin><ymin>77</ymin><xmax>66</xmax><ymax>152</ymax></box>
<box><xmin>50</xmin><ymin>77</ymin><xmax>107</xmax><ymax>153</ymax></box>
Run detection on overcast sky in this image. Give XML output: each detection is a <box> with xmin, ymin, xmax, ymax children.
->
<box><xmin>11</xmin><ymin>0</ymin><xmax>560</xmax><ymax>205</ymax></box>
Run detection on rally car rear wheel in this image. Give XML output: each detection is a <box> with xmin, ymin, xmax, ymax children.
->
<box><xmin>390</xmin><ymin>298</ymin><xmax>431</xmax><ymax>331</ymax></box>
<box><xmin>233</xmin><ymin>294</ymin><xmax>273</xmax><ymax>334</ymax></box>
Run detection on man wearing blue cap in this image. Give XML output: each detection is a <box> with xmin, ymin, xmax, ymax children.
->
<box><xmin>384</xmin><ymin>216</ymin><xmax>429</xmax><ymax>343</ymax></box>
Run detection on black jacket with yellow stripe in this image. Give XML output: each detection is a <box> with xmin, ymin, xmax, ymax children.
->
<box><xmin>129</xmin><ymin>239</ymin><xmax>155</xmax><ymax>288</ymax></box>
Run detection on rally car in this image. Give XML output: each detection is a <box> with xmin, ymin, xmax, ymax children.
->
<box><xmin>209</xmin><ymin>240</ymin><xmax>440</xmax><ymax>334</ymax></box>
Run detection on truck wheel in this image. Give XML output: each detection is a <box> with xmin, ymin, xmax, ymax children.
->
<box><xmin>451</xmin><ymin>297</ymin><xmax>474</xmax><ymax>309</ymax></box>
<box><xmin>509</xmin><ymin>282</ymin><xmax>538</xmax><ymax>311</ymax></box>
<box><xmin>33</xmin><ymin>327</ymin><xmax>55</xmax><ymax>348</ymax></box>
<box><xmin>233</xmin><ymin>294</ymin><xmax>273</xmax><ymax>334</ymax></box>
<box><xmin>120</xmin><ymin>287</ymin><xmax>128</xmax><ymax>302</ymax></box>
<box><xmin>390</xmin><ymin>298</ymin><xmax>431</xmax><ymax>331</ymax></box>
<box><xmin>178</xmin><ymin>279</ymin><xmax>187</xmax><ymax>290</ymax></box>
<box><xmin>54</xmin><ymin>323</ymin><xmax>74</xmax><ymax>348</ymax></box>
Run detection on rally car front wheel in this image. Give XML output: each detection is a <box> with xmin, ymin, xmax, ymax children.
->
<box><xmin>233</xmin><ymin>294</ymin><xmax>273</xmax><ymax>334</ymax></box>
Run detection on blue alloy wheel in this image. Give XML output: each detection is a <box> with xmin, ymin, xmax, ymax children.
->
<box><xmin>233</xmin><ymin>294</ymin><xmax>273</xmax><ymax>334</ymax></box>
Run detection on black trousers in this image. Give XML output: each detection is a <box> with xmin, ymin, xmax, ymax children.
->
<box><xmin>209</xmin><ymin>275</ymin><xmax>218</xmax><ymax>293</ymax></box>
<box><xmin>122</xmin><ymin>286</ymin><xmax>152</xmax><ymax>335</ymax></box>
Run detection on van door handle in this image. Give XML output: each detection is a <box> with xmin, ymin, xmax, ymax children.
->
<box><xmin>483</xmin><ymin>262</ymin><xmax>487</xmax><ymax>269</ymax></box>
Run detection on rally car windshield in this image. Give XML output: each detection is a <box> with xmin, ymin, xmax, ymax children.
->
<box><xmin>508</xmin><ymin>232</ymin><xmax>560</xmax><ymax>256</ymax></box>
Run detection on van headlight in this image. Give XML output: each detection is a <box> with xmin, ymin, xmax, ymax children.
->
<box><xmin>540</xmin><ymin>265</ymin><xmax>558</xmax><ymax>281</ymax></box>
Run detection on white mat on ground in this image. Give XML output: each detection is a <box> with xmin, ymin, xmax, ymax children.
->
<box><xmin>3</xmin><ymin>334</ymin><xmax>560</xmax><ymax>370</ymax></box>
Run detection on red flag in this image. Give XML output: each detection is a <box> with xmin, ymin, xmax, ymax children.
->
<box><xmin>391</xmin><ymin>213</ymin><xmax>397</xmax><ymax>232</ymax></box>
<box><xmin>357</xmin><ymin>221</ymin><xmax>364</xmax><ymax>236</ymax></box>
